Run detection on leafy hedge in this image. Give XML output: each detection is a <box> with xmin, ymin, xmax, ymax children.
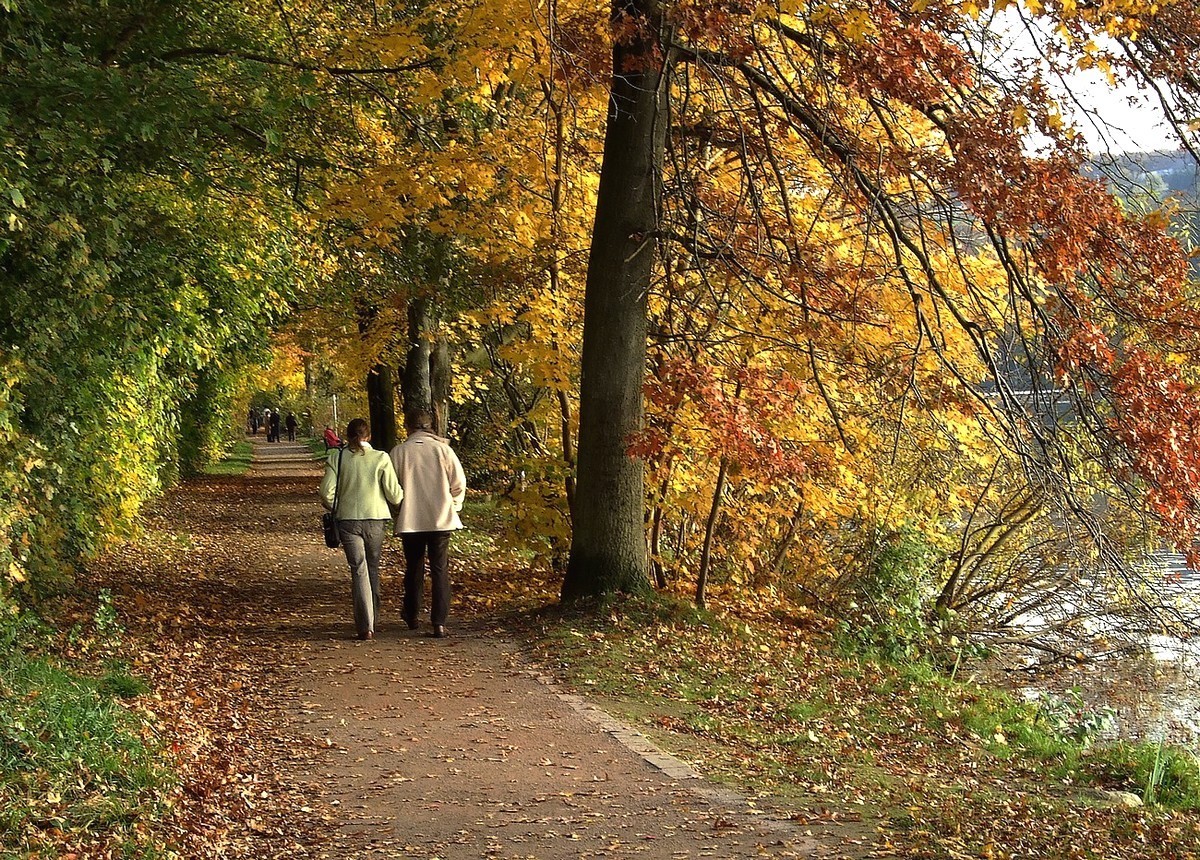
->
<box><xmin>0</xmin><ymin>0</ymin><xmax>311</xmax><ymax>593</ymax></box>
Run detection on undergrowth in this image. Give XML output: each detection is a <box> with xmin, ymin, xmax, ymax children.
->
<box><xmin>0</xmin><ymin>591</ymin><xmax>169</xmax><ymax>858</ymax></box>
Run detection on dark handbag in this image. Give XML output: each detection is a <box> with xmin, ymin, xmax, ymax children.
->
<box><xmin>322</xmin><ymin>447</ymin><xmax>344</xmax><ymax>549</ymax></box>
<box><xmin>322</xmin><ymin>510</ymin><xmax>339</xmax><ymax>549</ymax></box>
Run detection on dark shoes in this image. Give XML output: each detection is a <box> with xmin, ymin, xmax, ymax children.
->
<box><xmin>428</xmin><ymin>625</ymin><xmax>447</xmax><ymax>639</ymax></box>
<box><xmin>357</xmin><ymin>631</ymin><xmax>374</xmax><ymax>641</ymax></box>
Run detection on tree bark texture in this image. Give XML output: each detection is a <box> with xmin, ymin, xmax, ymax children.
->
<box><xmin>403</xmin><ymin>295</ymin><xmax>433</xmax><ymax>420</ymax></box>
<box><xmin>366</xmin><ymin>363</ymin><xmax>398</xmax><ymax>452</ymax></box>
<box><xmin>431</xmin><ymin>336</ymin><xmax>452</xmax><ymax>437</ymax></box>
<box><xmin>562</xmin><ymin>0</ymin><xmax>670</xmax><ymax>601</ymax></box>
<box><xmin>358</xmin><ymin>303</ymin><xmax>399</xmax><ymax>451</ymax></box>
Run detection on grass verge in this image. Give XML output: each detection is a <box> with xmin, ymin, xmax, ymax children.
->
<box><xmin>201</xmin><ymin>439</ymin><xmax>254</xmax><ymax>476</ymax></box>
<box><xmin>0</xmin><ymin>594</ymin><xmax>169</xmax><ymax>859</ymax></box>
<box><xmin>504</xmin><ymin>590</ymin><xmax>1200</xmax><ymax>859</ymax></box>
<box><xmin>303</xmin><ymin>435</ymin><xmax>329</xmax><ymax>460</ymax></box>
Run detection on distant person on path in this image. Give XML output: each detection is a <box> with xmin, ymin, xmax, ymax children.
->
<box><xmin>323</xmin><ymin>425</ymin><xmax>341</xmax><ymax>450</ymax></box>
<box><xmin>248</xmin><ymin>407</ymin><xmax>259</xmax><ymax>436</ymax></box>
<box><xmin>320</xmin><ymin>418</ymin><xmax>403</xmax><ymax>641</ymax></box>
<box><xmin>270</xmin><ymin>410</ymin><xmax>281</xmax><ymax>443</ymax></box>
<box><xmin>285</xmin><ymin>411</ymin><xmax>297</xmax><ymax>442</ymax></box>
<box><xmin>263</xmin><ymin>408</ymin><xmax>274</xmax><ymax>441</ymax></box>
<box><xmin>389</xmin><ymin>409</ymin><xmax>466</xmax><ymax>638</ymax></box>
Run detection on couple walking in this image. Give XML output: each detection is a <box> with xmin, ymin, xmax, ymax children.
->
<box><xmin>319</xmin><ymin>410</ymin><xmax>466</xmax><ymax>641</ymax></box>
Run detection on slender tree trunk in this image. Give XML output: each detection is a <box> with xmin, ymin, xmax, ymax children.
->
<box><xmin>557</xmin><ymin>387</ymin><xmax>577</xmax><ymax>517</ymax></box>
<box><xmin>544</xmin><ymin>62</ymin><xmax>578</xmax><ymax>521</ymax></box>
<box><xmin>649</xmin><ymin>493</ymin><xmax>668</xmax><ymax>588</ymax></box>
<box><xmin>767</xmin><ymin>497</ymin><xmax>807</xmax><ymax>583</ymax></box>
<box><xmin>366</xmin><ymin>363</ymin><xmax>398</xmax><ymax>452</ymax></box>
<box><xmin>562</xmin><ymin>0</ymin><xmax>671</xmax><ymax>601</ymax></box>
<box><xmin>695</xmin><ymin>455</ymin><xmax>729</xmax><ymax>608</ymax></box>
<box><xmin>677</xmin><ymin>513</ymin><xmax>691</xmax><ymax>562</ymax></box>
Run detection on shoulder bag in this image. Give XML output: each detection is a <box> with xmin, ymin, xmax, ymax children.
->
<box><xmin>322</xmin><ymin>446</ymin><xmax>344</xmax><ymax>549</ymax></box>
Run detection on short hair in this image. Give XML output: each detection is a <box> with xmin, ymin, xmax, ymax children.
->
<box><xmin>405</xmin><ymin>409</ymin><xmax>434</xmax><ymax>432</ymax></box>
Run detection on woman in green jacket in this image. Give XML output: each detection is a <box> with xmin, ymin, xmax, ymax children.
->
<box><xmin>319</xmin><ymin>418</ymin><xmax>403</xmax><ymax>640</ymax></box>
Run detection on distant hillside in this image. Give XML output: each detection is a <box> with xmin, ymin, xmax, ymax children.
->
<box><xmin>1087</xmin><ymin>149</ymin><xmax>1199</xmax><ymax>197</ymax></box>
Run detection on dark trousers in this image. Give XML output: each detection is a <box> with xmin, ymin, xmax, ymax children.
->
<box><xmin>401</xmin><ymin>531</ymin><xmax>451</xmax><ymax>627</ymax></box>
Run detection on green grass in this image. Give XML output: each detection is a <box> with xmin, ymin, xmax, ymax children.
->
<box><xmin>0</xmin><ymin>604</ymin><xmax>170</xmax><ymax>858</ymax></box>
<box><xmin>1085</xmin><ymin>741</ymin><xmax>1200</xmax><ymax>809</ymax></box>
<box><xmin>303</xmin><ymin>435</ymin><xmax>329</xmax><ymax>459</ymax></box>
<box><xmin>516</xmin><ymin>591</ymin><xmax>1200</xmax><ymax>825</ymax></box>
<box><xmin>202</xmin><ymin>440</ymin><xmax>253</xmax><ymax>476</ymax></box>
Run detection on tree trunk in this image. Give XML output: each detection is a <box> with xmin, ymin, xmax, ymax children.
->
<box><xmin>431</xmin><ymin>336</ymin><xmax>452</xmax><ymax>437</ymax></box>
<box><xmin>558</xmin><ymin>386</ymin><xmax>577</xmax><ymax>518</ymax></box>
<box><xmin>649</xmin><ymin>495</ymin><xmax>668</xmax><ymax>589</ymax></box>
<box><xmin>695</xmin><ymin>455</ymin><xmax>729</xmax><ymax>608</ymax></box>
<box><xmin>366</xmin><ymin>363</ymin><xmax>398</xmax><ymax>452</ymax></box>
<box><xmin>766</xmin><ymin>497</ymin><xmax>807</xmax><ymax>585</ymax></box>
<box><xmin>561</xmin><ymin>0</ymin><xmax>671</xmax><ymax>601</ymax></box>
<box><xmin>358</xmin><ymin>303</ymin><xmax>398</xmax><ymax>451</ymax></box>
<box><xmin>404</xmin><ymin>295</ymin><xmax>433</xmax><ymax>419</ymax></box>
<box><xmin>543</xmin><ymin>49</ymin><xmax>578</xmax><ymax>521</ymax></box>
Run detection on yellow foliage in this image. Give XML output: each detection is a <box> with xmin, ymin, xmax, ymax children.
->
<box><xmin>252</xmin><ymin>335</ymin><xmax>309</xmax><ymax>395</ymax></box>
<box><xmin>282</xmin><ymin>0</ymin><xmax>1106</xmax><ymax>613</ymax></box>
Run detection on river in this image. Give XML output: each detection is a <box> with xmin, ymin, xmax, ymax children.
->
<box><xmin>986</xmin><ymin>551</ymin><xmax>1200</xmax><ymax>745</ymax></box>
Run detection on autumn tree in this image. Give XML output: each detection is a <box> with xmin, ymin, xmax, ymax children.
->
<box><xmin>559</xmin><ymin>0</ymin><xmax>1200</xmax><ymax>623</ymax></box>
<box><xmin>560</xmin><ymin>0</ymin><xmax>673</xmax><ymax>600</ymax></box>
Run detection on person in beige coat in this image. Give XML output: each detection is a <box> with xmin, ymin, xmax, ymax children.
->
<box><xmin>320</xmin><ymin>418</ymin><xmax>403</xmax><ymax>641</ymax></box>
<box><xmin>390</xmin><ymin>409</ymin><xmax>466</xmax><ymax>638</ymax></box>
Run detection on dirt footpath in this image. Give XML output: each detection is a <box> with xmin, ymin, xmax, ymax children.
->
<box><xmin>224</xmin><ymin>441</ymin><xmax>843</xmax><ymax>858</ymax></box>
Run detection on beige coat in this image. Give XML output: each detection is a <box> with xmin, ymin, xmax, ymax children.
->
<box><xmin>319</xmin><ymin>443</ymin><xmax>403</xmax><ymax>520</ymax></box>
<box><xmin>389</xmin><ymin>430</ymin><xmax>466</xmax><ymax>533</ymax></box>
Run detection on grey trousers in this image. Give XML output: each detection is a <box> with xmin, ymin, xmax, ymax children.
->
<box><xmin>337</xmin><ymin>519</ymin><xmax>388</xmax><ymax>637</ymax></box>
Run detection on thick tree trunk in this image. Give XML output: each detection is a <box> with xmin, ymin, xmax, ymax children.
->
<box><xmin>404</xmin><ymin>295</ymin><xmax>433</xmax><ymax>419</ymax></box>
<box><xmin>358</xmin><ymin>303</ymin><xmax>398</xmax><ymax>451</ymax></box>
<box><xmin>431</xmin><ymin>336</ymin><xmax>452</xmax><ymax>437</ymax></box>
<box><xmin>366</xmin><ymin>363</ymin><xmax>398</xmax><ymax>452</ymax></box>
<box><xmin>562</xmin><ymin>0</ymin><xmax>670</xmax><ymax>601</ymax></box>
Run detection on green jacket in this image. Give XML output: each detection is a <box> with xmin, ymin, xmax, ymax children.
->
<box><xmin>319</xmin><ymin>443</ymin><xmax>403</xmax><ymax>520</ymax></box>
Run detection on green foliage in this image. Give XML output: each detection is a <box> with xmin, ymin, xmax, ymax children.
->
<box><xmin>838</xmin><ymin>527</ymin><xmax>940</xmax><ymax>661</ymax></box>
<box><xmin>1086</xmin><ymin>740</ymin><xmax>1200</xmax><ymax>810</ymax></box>
<box><xmin>1032</xmin><ymin>689</ymin><xmax>1117</xmax><ymax>747</ymax></box>
<box><xmin>0</xmin><ymin>1</ymin><xmax>310</xmax><ymax>594</ymax></box>
<box><xmin>894</xmin><ymin>666</ymin><xmax>1200</xmax><ymax>811</ymax></box>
